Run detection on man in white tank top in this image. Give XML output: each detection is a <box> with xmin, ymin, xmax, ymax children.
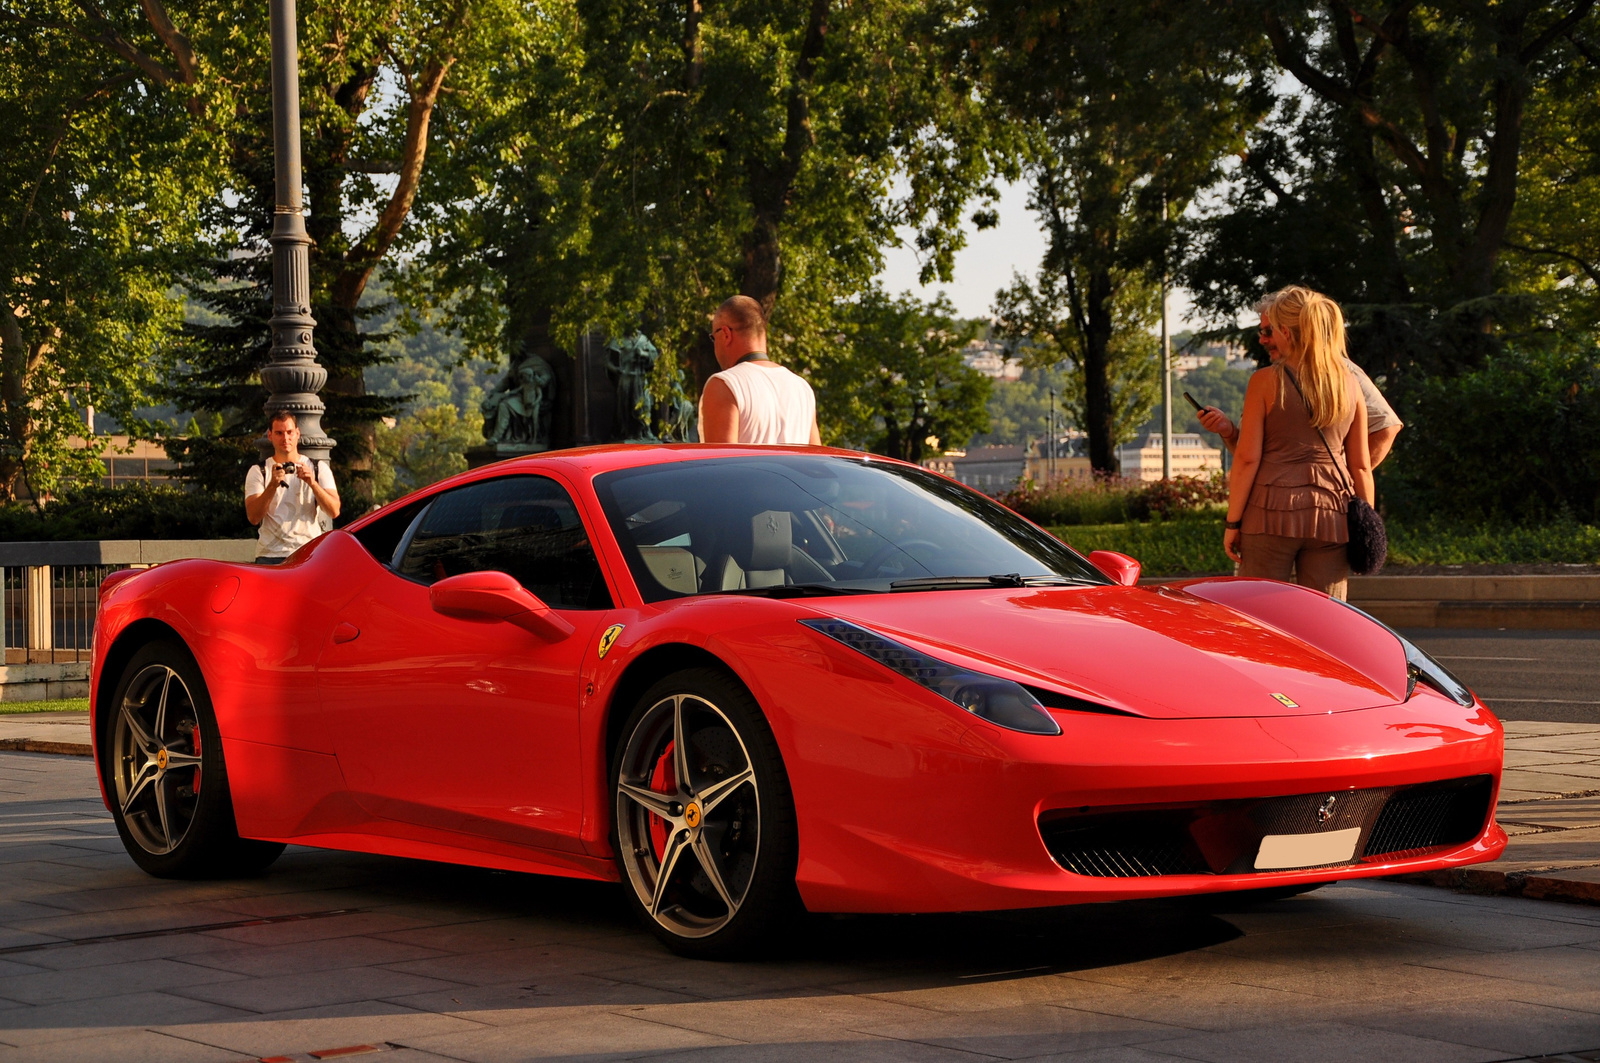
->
<box><xmin>699</xmin><ymin>295</ymin><xmax>821</xmax><ymax>445</ymax></box>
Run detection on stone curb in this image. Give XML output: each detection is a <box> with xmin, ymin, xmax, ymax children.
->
<box><xmin>1393</xmin><ymin>866</ymin><xmax>1600</xmax><ymax>907</ymax></box>
<box><xmin>0</xmin><ymin>738</ymin><xmax>92</xmax><ymax>756</ymax></box>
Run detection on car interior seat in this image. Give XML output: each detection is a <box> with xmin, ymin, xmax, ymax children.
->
<box><xmin>714</xmin><ymin>510</ymin><xmax>833</xmax><ymax>590</ymax></box>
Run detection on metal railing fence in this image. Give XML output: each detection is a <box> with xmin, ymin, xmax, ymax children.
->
<box><xmin>0</xmin><ymin>541</ymin><xmax>256</xmax><ymax>666</ymax></box>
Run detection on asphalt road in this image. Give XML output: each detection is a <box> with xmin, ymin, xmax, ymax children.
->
<box><xmin>1403</xmin><ymin>628</ymin><xmax>1600</xmax><ymax>724</ymax></box>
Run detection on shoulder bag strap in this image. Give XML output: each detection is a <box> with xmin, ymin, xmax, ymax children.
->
<box><xmin>1281</xmin><ymin>367</ymin><xmax>1355</xmax><ymax>496</ymax></box>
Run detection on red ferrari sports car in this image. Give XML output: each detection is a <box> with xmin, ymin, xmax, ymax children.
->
<box><xmin>91</xmin><ymin>445</ymin><xmax>1505</xmax><ymax>957</ymax></box>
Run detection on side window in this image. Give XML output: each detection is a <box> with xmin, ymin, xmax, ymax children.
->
<box><xmin>395</xmin><ymin>476</ymin><xmax>612</xmax><ymax>609</ymax></box>
<box><xmin>349</xmin><ymin>494</ymin><xmax>433</xmax><ymax>565</ymax></box>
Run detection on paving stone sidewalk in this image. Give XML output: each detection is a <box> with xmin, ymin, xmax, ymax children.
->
<box><xmin>6</xmin><ymin>712</ymin><xmax>1600</xmax><ymax>908</ymax></box>
<box><xmin>3</xmin><ymin>751</ymin><xmax>1600</xmax><ymax>1063</ymax></box>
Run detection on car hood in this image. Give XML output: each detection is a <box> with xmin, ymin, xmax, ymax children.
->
<box><xmin>805</xmin><ymin>584</ymin><xmax>1405</xmax><ymax>720</ymax></box>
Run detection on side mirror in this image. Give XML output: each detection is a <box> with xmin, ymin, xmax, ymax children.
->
<box><xmin>429</xmin><ymin>570</ymin><xmax>575</xmax><ymax>642</ymax></box>
<box><xmin>1088</xmin><ymin>550</ymin><xmax>1141</xmax><ymax>587</ymax></box>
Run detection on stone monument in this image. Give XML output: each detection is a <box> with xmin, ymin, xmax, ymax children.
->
<box><xmin>470</xmin><ymin>341</ymin><xmax>556</xmax><ymax>464</ymax></box>
<box><xmin>606</xmin><ymin>333</ymin><xmax>659</xmax><ymax>442</ymax></box>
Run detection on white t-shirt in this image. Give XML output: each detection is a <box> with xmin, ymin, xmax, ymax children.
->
<box><xmin>1346</xmin><ymin>359</ymin><xmax>1403</xmax><ymax>433</ymax></box>
<box><xmin>245</xmin><ymin>459</ymin><xmax>338</xmax><ymax>558</ymax></box>
<box><xmin>701</xmin><ymin>361</ymin><xmax>817</xmax><ymax>445</ymax></box>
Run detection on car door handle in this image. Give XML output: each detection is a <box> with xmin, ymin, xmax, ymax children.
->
<box><xmin>332</xmin><ymin>622</ymin><xmax>360</xmax><ymax>644</ymax></box>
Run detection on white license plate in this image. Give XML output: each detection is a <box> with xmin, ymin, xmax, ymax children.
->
<box><xmin>1254</xmin><ymin>827</ymin><xmax>1362</xmax><ymax>870</ymax></box>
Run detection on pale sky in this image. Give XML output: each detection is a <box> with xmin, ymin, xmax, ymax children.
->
<box><xmin>874</xmin><ymin>177</ymin><xmax>1207</xmax><ymax>331</ymax></box>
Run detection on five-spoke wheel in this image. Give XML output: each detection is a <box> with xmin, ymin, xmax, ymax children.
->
<box><xmin>612</xmin><ymin>668</ymin><xmax>799</xmax><ymax>958</ymax></box>
<box><xmin>104</xmin><ymin>640</ymin><xmax>283</xmax><ymax>878</ymax></box>
<box><xmin>112</xmin><ymin>662</ymin><xmax>205</xmax><ymax>856</ymax></box>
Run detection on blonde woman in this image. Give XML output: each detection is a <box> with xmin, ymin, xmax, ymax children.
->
<box><xmin>1223</xmin><ymin>286</ymin><xmax>1373</xmax><ymax>600</ymax></box>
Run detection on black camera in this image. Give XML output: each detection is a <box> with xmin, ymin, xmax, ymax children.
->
<box><xmin>276</xmin><ymin>462</ymin><xmax>297</xmax><ymax>473</ymax></box>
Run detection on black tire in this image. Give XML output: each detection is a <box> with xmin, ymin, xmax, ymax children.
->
<box><xmin>610</xmin><ymin>667</ymin><xmax>802</xmax><ymax>959</ymax></box>
<box><xmin>102</xmin><ymin>639</ymin><xmax>285</xmax><ymax>878</ymax></box>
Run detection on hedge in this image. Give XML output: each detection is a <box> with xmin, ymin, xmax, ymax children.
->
<box><xmin>1048</xmin><ymin>516</ymin><xmax>1600</xmax><ymax>577</ymax></box>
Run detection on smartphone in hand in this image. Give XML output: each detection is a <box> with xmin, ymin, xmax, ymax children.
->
<box><xmin>1183</xmin><ymin>391</ymin><xmax>1203</xmax><ymax>411</ymax></box>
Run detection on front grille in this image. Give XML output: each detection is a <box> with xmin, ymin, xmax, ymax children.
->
<box><xmin>1042</xmin><ymin>812</ymin><xmax>1208</xmax><ymax>877</ymax></box>
<box><xmin>1039</xmin><ymin>774</ymin><xmax>1494</xmax><ymax>878</ymax></box>
<box><xmin>1365</xmin><ymin>776</ymin><xmax>1493</xmax><ymax>857</ymax></box>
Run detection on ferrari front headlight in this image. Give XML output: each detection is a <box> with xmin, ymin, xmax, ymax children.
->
<box><xmin>799</xmin><ymin>618</ymin><xmax>1062</xmax><ymax>735</ymax></box>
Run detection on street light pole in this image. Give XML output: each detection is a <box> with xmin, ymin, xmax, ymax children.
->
<box><xmin>261</xmin><ymin>0</ymin><xmax>334</xmax><ymax>463</ymax></box>
<box><xmin>1160</xmin><ymin>191</ymin><xmax>1172</xmax><ymax>481</ymax></box>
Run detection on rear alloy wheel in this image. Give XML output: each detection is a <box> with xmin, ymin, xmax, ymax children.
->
<box><xmin>105</xmin><ymin>640</ymin><xmax>284</xmax><ymax>878</ymax></box>
<box><xmin>612</xmin><ymin>668</ymin><xmax>799</xmax><ymax>958</ymax></box>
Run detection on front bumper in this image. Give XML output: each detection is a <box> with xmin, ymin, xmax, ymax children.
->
<box><xmin>782</xmin><ymin>682</ymin><xmax>1506</xmax><ymax>913</ymax></box>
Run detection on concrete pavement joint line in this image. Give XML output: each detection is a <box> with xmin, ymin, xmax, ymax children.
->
<box><xmin>0</xmin><ymin>907</ymin><xmax>368</xmax><ymax>957</ymax></box>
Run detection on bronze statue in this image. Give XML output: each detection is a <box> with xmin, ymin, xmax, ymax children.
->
<box><xmin>606</xmin><ymin>333</ymin><xmax>659</xmax><ymax>442</ymax></box>
<box><xmin>657</xmin><ymin>367</ymin><xmax>698</xmax><ymax>442</ymax></box>
<box><xmin>481</xmin><ymin>344</ymin><xmax>556</xmax><ymax>449</ymax></box>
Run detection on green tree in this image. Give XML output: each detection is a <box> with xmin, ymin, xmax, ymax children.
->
<box><xmin>0</xmin><ymin>0</ymin><xmax>221</xmax><ymax>499</ymax></box>
<box><xmin>372</xmin><ymin>384</ymin><xmax>485</xmax><ymax>504</ymax></box>
<box><xmin>1256</xmin><ymin>0</ymin><xmax>1597</xmax><ymax>308</ymax></box>
<box><xmin>428</xmin><ymin>0</ymin><xmax>994</xmax><ymax>417</ymax></box>
<box><xmin>993</xmin><ymin>271</ymin><xmax>1161</xmax><ymax>453</ymax></box>
<box><xmin>157</xmin><ymin>0</ymin><xmax>540</xmax><ymax>506</ymax></box>
<box><xmin>817</xmin><ymin>290</ymin><xmax>989</xmax><ymax>461</ymax></box>
<box><xmin>970</xmin><ymin>365</ymin><xmax>1072</xmax><ymax>449</ymax></box>
<box><xmin>972</xmin><ymin>0</ymin><xmax>1266</xmax><ymax>471</ymax></box>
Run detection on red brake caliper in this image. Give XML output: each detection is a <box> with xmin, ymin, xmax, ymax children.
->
<box><xmin>647</xmin><ymin>740</ymin><xmax>676</xmax><ymax>860</ymax></box>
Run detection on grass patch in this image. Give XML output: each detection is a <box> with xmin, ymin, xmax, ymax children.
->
<box><xmin>1050</xmin><ymin>517</ymin><xmax>1230</xmax><ymax>577</ymax></box>
<box><xmin>1046</xmin><ymin>515</ymin><xmax>1600</xmax><ymax>577</ymax></box>
<box><xmin>0</xmin><ymin>697</ymin><xmax>89</xmax><ymax>714</ymax></box>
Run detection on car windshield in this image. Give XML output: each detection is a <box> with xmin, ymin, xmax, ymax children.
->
<box><xmin>593</xmin><ymin>455</ymin><xmax>1108</xmax><ymax>602</ymax></box>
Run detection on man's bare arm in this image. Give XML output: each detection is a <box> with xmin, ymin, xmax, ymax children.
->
<box><xmin>244</xmin><ymin>490</ymin><xmax>270</xmax><ymax>526</ymax></box>
<box><xmin>1367</xmin><ymin>425</ymin><xmax>1401</xmax><ymax>468</ymax></box>
<box><xmin>700</xmin><ymin>377</ymin><xmax>739</xmax><ymax>443</ymax></box>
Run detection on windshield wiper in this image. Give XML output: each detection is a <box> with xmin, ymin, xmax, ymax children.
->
<box><xmin>889</xmin><ymin>573</ymin><xmax>1097</xmax><ymax>591</ymax></box>
<box><xmin>717</xmin><ymin>583</ymin><xmax>872</xmax><ymax>598</ymax></box>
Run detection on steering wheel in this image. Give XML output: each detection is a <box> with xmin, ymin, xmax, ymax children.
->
<box><xmin>857</xmin><ymin>538</ymin><xmax>942</xmax><ymax>578</ymax></box>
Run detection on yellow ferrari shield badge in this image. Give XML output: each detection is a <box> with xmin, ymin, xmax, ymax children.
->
<box><xmin>597</xmin><ymin>624</ymin><xmax>625</xmax><ymax>659</ymax></box>
<box><xmin>1269</xmin><ymin>692</ymin><xmax>1299</xmax><ymax>708</ymax></box>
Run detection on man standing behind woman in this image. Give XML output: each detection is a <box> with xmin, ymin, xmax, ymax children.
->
<box><xmin>699</xmin><ymin>295</ymin><xmax>821</xmax><ymax>445</ymax></box>
<box><xmin>1223</xmin><ymin>286</ymin><xmax>1373</xmax><ymax>600</ymax></box>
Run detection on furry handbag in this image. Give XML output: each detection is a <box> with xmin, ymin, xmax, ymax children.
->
<box><xmin>1344</xmin><ymin>495</ymin><xmax>1388</xmax><ymax>575</ymax></box>
<box><xmin>1285</xmin><ymin>370</ymin><xmax>1388</xmax><ymax>576</ymax></box>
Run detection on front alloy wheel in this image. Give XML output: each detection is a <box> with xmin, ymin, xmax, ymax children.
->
<box><xmin>613</xmin><ymin>668</ymin><xmax>798</xmax><ymax>957</ymax></box>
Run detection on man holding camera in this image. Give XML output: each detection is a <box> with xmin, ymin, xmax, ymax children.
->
<box><xmin>244</xmin><ymin>410</ymin><xmax>341</xmax><ymax>563</ymax></box>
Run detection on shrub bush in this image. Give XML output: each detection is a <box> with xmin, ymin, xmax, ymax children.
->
<box><xmin>1049</xmin><ymin>518</ymin><xmax>1230</xmax><ymax>577</ymax></box>
<box><xmin>1001</xmin><ymin>472</ymin><xmax>1226</xmax><ymax>525</ymax></box>
<box><xmin>0</xmin><ymin>483</ymin><xmax>253</xmax><ymax>541</ymax></box>
<box><xmin>1381</xmin><ymin>342</ymin><xmax>1600</xmax><ymax>523</ymax></box>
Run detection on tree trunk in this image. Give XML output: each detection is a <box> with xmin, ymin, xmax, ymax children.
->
<box><xmin>0</xmin><ymin>305</ymin><xmax>32</xmax><ymax>501</ymax></box>
<box><xmin>1082</xmin><ymin>268</ymin><xmax>1116</xmax><ymax>474</ymax></box>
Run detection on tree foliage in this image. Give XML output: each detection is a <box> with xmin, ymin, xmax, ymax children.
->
<box><xmin>816</xmin><ymin>290</ymin><xmax>989</xmax><ymax>461</ymax></box>
<box><xmin>971</xmin><ymin>0</ymin><xmax>1268</xmax><ymax>471</ymax></box>
<box><xmin>0</xmin><ymin>0</ymin><xmax>222</xmax><ymax>500</ymax></box>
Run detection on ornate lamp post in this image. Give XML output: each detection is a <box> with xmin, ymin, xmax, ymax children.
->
<box><xmin>261</xmin><ymin>0</ymin><xmax>334</xmax><ymax>462</ymax></box>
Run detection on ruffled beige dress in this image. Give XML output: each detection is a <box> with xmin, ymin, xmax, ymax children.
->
<box><xmin>1241</xmin><ymin>366</ymin><xmax>1356</xmax><ymax>543</ymax></box>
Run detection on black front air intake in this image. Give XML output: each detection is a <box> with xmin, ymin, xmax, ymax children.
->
<box><xmin>1364</xmin><ymin>776</ymin><xmax>1495</xmax><ymax>857</ymax></box>
<box><xmin>1040</xmin><ymin>811</ymin><xmax>1210</xmax><ymax>877</ymax></box>
<box><xmin>1039</xmin><ymin>775</ymin><xmax>1495</xmax><ymax>878</ymax></box>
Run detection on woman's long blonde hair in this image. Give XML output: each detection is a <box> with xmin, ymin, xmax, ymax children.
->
<box><xmin>1258</xmin><ymin>286</ymin><xmax>1351</xmax><ymax>428</ymax></box>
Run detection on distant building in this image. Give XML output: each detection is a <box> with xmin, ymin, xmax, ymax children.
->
<box><xmin>945</xmin><ymin>445</ymin><xmax>1028</xmax><ymax>495</ymax></box>
<box><xmin>89</xmin><ymin>437</ymin><xmax>178</xmax><ymax>487</ymax></box>
<box><xmin>961</xmin><ymin>340</ymin><xmax>1023</xmax><ymax>381</ymax></box>
<box><xmin>1115</xmin><ymin>433</ymin><xmax>1222</xmax><ymax>482</ymax></box>
<box><xmin>1025</xmin><ymin>431</ymin><xmax>1092</xmax><ymax>485</ymax></box>
<box><xmin>1173</xmin><ymin>340</ymin><xmax>1253</xmax><ymax>375</ymax></box>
